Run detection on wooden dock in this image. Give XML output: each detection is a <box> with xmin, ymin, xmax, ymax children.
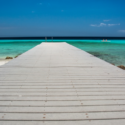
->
<box><xmin>0</xmin><ymin>42</ymin><xmax>125</xmax><ymax>125</ymax></box>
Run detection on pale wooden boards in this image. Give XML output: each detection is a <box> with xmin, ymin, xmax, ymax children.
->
<box><xmin>0</xmin><ymin>42</ymin><xmax>125</xmax><ymax>125</ymax></box>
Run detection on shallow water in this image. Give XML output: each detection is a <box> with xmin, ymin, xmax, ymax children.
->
<box><xmin>0</xmin><ymin>40</ymin><xmax>41</xmax><ymax>59</ymax></box>
<box><xmin>0</xmin><ymin>40</ymin><xmax>125</xmax><ymax>66</ymax></box>
<box><xmin>68</xmin><ymin>41</ymin><xmax>125</xmax><ymax>66</ymax></box>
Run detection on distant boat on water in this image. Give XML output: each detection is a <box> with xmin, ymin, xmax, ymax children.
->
<box><xmin>101</xmin><ymin>39</ymin><xmax>110</xmax><ymax>42</ymax></box>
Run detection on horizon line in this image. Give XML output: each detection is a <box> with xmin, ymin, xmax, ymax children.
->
<box><xmin>0</xmin><ymin>36</ymin><xmax>125</xmax><ymax>40</ymax></box>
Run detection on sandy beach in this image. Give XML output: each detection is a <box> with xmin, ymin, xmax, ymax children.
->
<box><xmin>0</xmin><ymin>59</ymin><xmax>11</xmax><ymax>66</ymax></box>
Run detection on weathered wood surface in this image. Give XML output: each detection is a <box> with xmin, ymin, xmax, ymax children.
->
<box><xmin>0</xmin><ymin>42</ymin><xmax>125</xmax><ymax>125</ymax></box>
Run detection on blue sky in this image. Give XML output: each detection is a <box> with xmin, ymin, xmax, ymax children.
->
<box><xmin>0</xmin><ymin>0</ymin><xmax>125</xmax><ymax>37</ymax></box>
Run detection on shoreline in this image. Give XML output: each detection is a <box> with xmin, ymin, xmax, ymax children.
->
<box><xmin>0</xmin><ymin>54</ymin><xmax>21</xmax><ymax>66</ymax></box>
<box><xmin>0</xmin><ymin>59</ymin><xmax>12</xmax><ymax>66</ymax></box>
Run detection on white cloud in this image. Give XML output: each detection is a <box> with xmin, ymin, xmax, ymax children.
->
<box><xmin>108</xmin><ymin>23</ymin><xmax>120</xmax><ymax>26</ymax></box>
<box><xmin>91</xmin><ymin>23</ymin><xmax>120</xmax><ymax>27</ymax></box>
<box><xmin>90</xmin><ymin>23</ymin><xmax>106</xmax><ymax>27</ymax></box>
<box><xmin>100</xmin><ymin>23</ymin><xmax>106</xmax><ymax>26</ymax></box>
<box><xmin>119</xmin><ymin>30</ymin><xmax>125</xmax><ymax>33</ymax></box>
<box><xmin>103</xmin><ymin>20</ymin><xmax>110</xmax><ymax>22</ymax></box>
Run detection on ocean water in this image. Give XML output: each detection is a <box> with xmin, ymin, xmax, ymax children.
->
<box><xmin>0</xmin><ymin>40</ymin><xmax>42</xmax><ymax>59</ymax></box>
<box><xmin>67</xmin><ymin>40</ymin><xmax>125</xmax><ymax>66</ymax></box>
<box><xmin>0</xmin><ymin>40</ymin><xmax>125</xmax><ymax>66</ymax></box>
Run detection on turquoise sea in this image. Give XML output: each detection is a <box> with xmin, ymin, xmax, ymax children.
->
<box><xmin>0</xmin><ymin>40</ymin><xmax>41</xmax><ymax>59</ymax></box>
<box><xmin>0</xmin><ymin>40</ymin><xmax>125</xmax><ymax>66</ymax></box>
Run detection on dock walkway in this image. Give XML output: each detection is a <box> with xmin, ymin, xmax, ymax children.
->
<box><xmin>0</xmin><ymin>42</ymin><xmax>125</xmax><ymax>125</ymax></box>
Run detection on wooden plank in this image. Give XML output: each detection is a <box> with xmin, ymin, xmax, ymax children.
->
<box><xmin>0</xmin><ymin>42</ymin><xmax>125</xmax><ymax>124</ymax></box>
